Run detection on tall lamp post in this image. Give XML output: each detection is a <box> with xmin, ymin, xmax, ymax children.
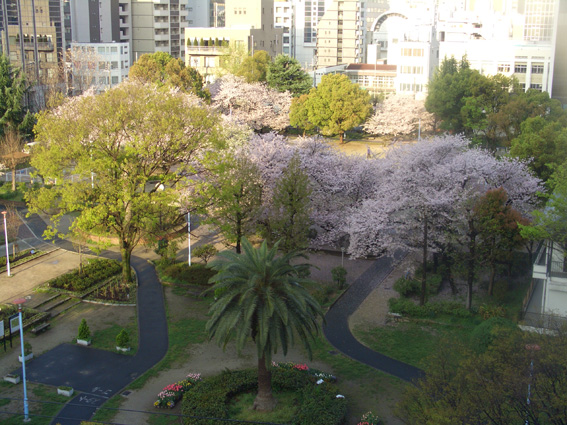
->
<box><xmin>525</xmin><ymin>344</ymin><xmax>541</xmax><ymax>425</ymax></box>
<box><xmin>14</xmin><ymin>298</ymin><xmax>30</xmax><ymax>422</ymax></box>
<box><xmin>187</xmin><ymin>212</ymin><xmax>191</xmax><ymax>266</ymax></box>
<box><xmin>2</xmin><ymin>210</ymin><xmax>10</xmax><ymax>276</ymax></box>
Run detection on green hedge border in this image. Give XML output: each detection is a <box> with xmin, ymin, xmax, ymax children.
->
<box><xmin>182</xmin><ymin>368</ymin><xmax>347</xmax><ymax>425</ymax></box>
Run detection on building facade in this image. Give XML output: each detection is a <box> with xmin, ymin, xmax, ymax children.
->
<box><xmin>316</xmin><ymin>0</ymin><xmax>364</xmax><ymax>68</ymax></box>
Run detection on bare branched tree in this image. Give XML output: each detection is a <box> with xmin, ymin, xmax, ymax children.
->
<box><xmin>0</xmin><ymin>129</ymin><xmax>29</xmax><ymax>191</ymax></box>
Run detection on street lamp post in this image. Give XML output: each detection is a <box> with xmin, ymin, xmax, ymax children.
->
<box><xmin>187</xmin><ymin>212</ymin><xmax>191</xmax><ymax>266</ymax></box>
<box><xmin>14</xmin><ymin>298</ymin><xmax>30</xmax><ymax>422</ymax></box>
<box><xmin>525</xmin><ymin>344</ymin><xmax>541</xmax><ymax>425</ymax></box>
<box><xmin>2</xmin><ymin>210</ymin><xmax>10</xmax><ymax>276</ymax></box>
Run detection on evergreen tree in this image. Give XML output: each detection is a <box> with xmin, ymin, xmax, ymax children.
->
<box><xmin>0</xmin><ymin>54</ymin><xmax>33</xmax><ymax>137</ymax></box>
<box><xmin>267</xmin><ymin>153</ymin><xmax>312</xmax><ymax>252</ymax></box>
<box><xmin>266</xmin><ymin>54</ymin><xmax>312</xmax><ymax>96</ymax></box>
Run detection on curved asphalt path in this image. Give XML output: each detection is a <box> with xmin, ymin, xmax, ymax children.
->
<box><xmin>9</xmin><ymin>208</ymin><xmax>168</xmax><ymax>425</ymax></box>
<box><xmin>323</xmin><ymin>250</ymin><xmax>425</xmax><ymax>383</ymax></box>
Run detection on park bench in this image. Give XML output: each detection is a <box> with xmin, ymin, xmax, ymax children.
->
<box><xmin>30</xmin><ymin>322</ymin><xmax>51</xmax><ymax>335</ymax></box>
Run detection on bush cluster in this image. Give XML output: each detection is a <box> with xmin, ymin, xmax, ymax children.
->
<box><xmin>182</xmin><ymin>367</ymin><xmax>346</xmax><ymax>425</ymax></box>
<box><xmin>161</xmin><ymin>262</ymin><xmax>216</xmax><ymax>286</ymax></box>
<box><xmin>393</xmin><ymin>274</ymin><xmax>442</xmax><ymax>298</ymax></box>
<box><xmin>470</xmin><ymin>317</ymin><xmax>518</xmax><ymax>353</ymax></box>
<box><xmin>48</xmin><ymin>259</ymin><xmax>121</xmax><ymax>292</ymax></box>
<box><xmin>388</xmin><ymin>298</ymin><xmax>472</xmax><ymax>319</ymax></box>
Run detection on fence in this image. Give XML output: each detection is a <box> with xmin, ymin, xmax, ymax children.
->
<box><xmin>2</xmin><ymin>167</ymin><xmax>35</xmax><ymax>184</ymax></box>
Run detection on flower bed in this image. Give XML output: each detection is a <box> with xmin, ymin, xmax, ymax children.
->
<box><xmin>45</xmin><ymin>259</ymin><xmax>121</xmax><ymax>293</ymax></box>
<box><xmin>271</xmin><ymin>361</ymin><xmax>337</xmax><ymax>383</ymax></box>
<box><xmin>85</xmin><ymin>276</ymin><xmax>137</xmax><ymax>304</ymax></box>
<box><xmin>0</xmin><ymin>249</ymin><xmax>46</xmax><ymax>273</ymax></box>
<box><xmin>182</xmin><ymin>366</ymin><xmax>346</xmax><ymax>425</ymax></box>
<box><xmin>154</xmin><ymin>373</ymin><xmax>202</xmax><ymax>408</ymax></box>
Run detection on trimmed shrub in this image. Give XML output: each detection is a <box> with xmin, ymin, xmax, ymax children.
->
<box><xmin>470</xmin><ymin>317</ymin><xmax>518</xmax><ymax>353</ymax></box>
<box><xmin>162</xmin><ymin>263</ymin><xmax>216</xmax><ymax>286</ymax></box>
<box><xmin>78</xmin><ymin>319</ymin><xmax>91</xmax><ymax>340</ymax></box>
<box><xmin>393</xmin><ymin>274</ymin><xmax>442</xmax><ymax>298</ymax></box>
<box><xmin>48</xmin><ymin>259</ymin><xmax>121</xmax><ymax>292</ymax></box>
<box><xmin>192</xmin><ymin>244</ymin><xmax>217</xmax><ymax>265</ymax></box>
<box><xmin>331</xmin><ymin>266</ymin><xmax>347</xmax><ymax>290</ymax></box>
<box><xmin>388</xmin><ymin>298</ymin><xmax>472</xmax><ymax>319</ymax></box>
<box><xmin>182</xmin><ymin>367</ymin><xmax>345</xmax><ymax>425</ymax></box>
<box><xmin>116</xmin><ymin>329</ymin><xmax>130</xmax><ymax>348</ymax></box>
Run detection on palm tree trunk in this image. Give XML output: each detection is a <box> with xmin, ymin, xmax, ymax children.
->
<box><xmin>252</xmin><ymin>355</ymin><xmax>277</xmax><ymax>411</ymax></box>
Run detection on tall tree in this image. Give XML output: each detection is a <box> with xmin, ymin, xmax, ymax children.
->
<box><xmin>293</xmin><ymin>74</ymin><xmax>372</xmax><ymax>143</ymax></box>
<box><xmin>206</xmin><ymin>238</ymin><xmax>324</xmax><ymax>411</ymax></box>
<box><xmin>474</xmin><ymin>188</ymin><xmax>527</xmax><ymax>295</ymax></box>
<box><xmin>0</xmin><ymin>129</ymin><xmax>28</xmax><ymax>191</ymax></box>
<box><xmin>129</xmin><ymin>52</ymin><xmax>210</xmax><ymax>100</ymax></box>
<box><xmin>209</xmin><ymin>74</ymin><xmax>291</xmax><ymax>132</ymax></box>
<box><xmin>0</xmin><ymin>54</ymin><xmax>33</xmax><ymax>137</ymax></box>
<box><xmin>266</xmin><ymin>54</ymin><xmax>312</xmax><ymax>96</ymax></box>
<box><xmin>235</xmin><ymin>50</ymin><xmax>271</xmax><ymax>83</ymax></box>
<box><xmin>425</xmin><ymin>56</ymin><xmax>477</xmax><ymax>133</ymax></box>
<box><xmin>363</xmin><ymin>95</ymin><xmax>434</xmax><ymax>137</ymax></box>
<box><xmin>26</xmin><ymin>82</ymin><xmax>222</xmax><ymax>283</ymax></box>
<box><xmin>266</xmin><ymin>153</ymin><xmax>312</xmax><ymax>252</ymax></box>
<box><xmin>202</xmin><ymin>153</ymin><xmax>263</xmax><ymax>254</ymax></box>
<box><xmin>510</xmin><ymin>117</ymin><xmax>567</xmax><ymax>184</ymax></box>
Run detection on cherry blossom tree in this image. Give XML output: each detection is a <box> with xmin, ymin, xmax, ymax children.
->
<box><xmin>209</xmin><ymin>74</ymin><xmax>291</xmax><ymax>132</ymax></box>
<box><xmin>344</xmin><ymin>135</ymin><xmax>542</xmax><ymax>308</ymax></box>
<box><xmin>363</xmin><ymin>95</ymin><xmax>434</xmax><ymax>137</ymax></box>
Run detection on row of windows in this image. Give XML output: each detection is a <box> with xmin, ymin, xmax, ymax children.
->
<box><xmin>401</xmin><ymin>48</ymin><xmax>423</xmax><ymax>57</ymax></box>
<box><xmin>400</xmin><ymin>66</ymin><xmax>423</xmax><ymax>75</ymax></box>
<box><xmin>234</xmin><ymin>8</ymin><xmax>247</xmax><ymax>15</ymax></box>
<box><xmin>399</xmin><ymin>83</ymin><xmax>423</xmax><ymax>92</ymax></box>
<box><xmin>514</xmin><ymin>63</ymin><xmax>544</xmax><ymax>74</ymax></box>
<box><xmin>352</xmin><ymin>75</ymin><xmax>395</xmax><ymax>88</ymax></box>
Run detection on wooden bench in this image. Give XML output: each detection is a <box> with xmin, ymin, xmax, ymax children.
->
<box><xmin>31</xmin><ymin>322</ymin><xmax>51</xmax><ymax>335</ymax></box>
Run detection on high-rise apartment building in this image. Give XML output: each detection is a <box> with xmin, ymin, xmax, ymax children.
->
<box><xmin>68</xmin><ymin>0</ymin><xmax>131</xmax><ymax>45</ymax></box>
<box><xmin>185</xmin><ymin>0</ymin><xmax>282</xmax><ymax>82</ymax></box>
<box><xmin>316</xmin><ymin>0</ymin><xmax>364</xmax><ymax>67</ymax></box>
<box><xmin>131</xmin><ymin>0</ymin><xmax>189</xmax><ymax>60</ymax></box>
<box><xmin>0</xmin><ymin>0</ymin><xmax>65</xmax><ymax>84</ymax></box>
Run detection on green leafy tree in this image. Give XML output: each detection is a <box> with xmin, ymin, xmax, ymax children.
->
<box><xmin>289</xmin><ymin>94</ymin><xmax>315</xmax><ymax>135</ymax></box>
<box><xmin>474</xmin><ymin>188</ymin><xmax>527</xmax><ymax>295</ymax></box>
<box><xmin>0</xmin><ymin>54</ymin><xmax>33</xmax><ymax>137</ymax></box>
<box><xmin>267</xmin><ymin>154</ymin><xmax>311</xmax><ymax>252</ymax></box>
<box><xmin>206</xmin><ymin>238</ymin><xmax>324</xmax><ymax>411</ymax></box>
<box><xmin>520</xmin><ymin>163</ymin><xmax>567</xmax><ymax>248</ymax></box>
<box><xmin>294</xmin><ymin>74</ymin><xmax>372</xmax><ymax>143</ymax></box>
<box><xmin>202</xmin><ymin>154</ymin><xmax>263</xmax><ymax>254</ymax></box>
<box><xmin>26</xmin><ymin>82</ymin><xmax>222</xmax><ymax>283</ymax></box>
<box><xmin>0</xmin><ymin>128</ymin><xmax>29</xmax><ymax>191</ymax></box>
<box><xmin>129</xmin><ymin>52</ymin><xmax>210</xmax><ymax>100</ymax></box>
<box><xmin>266</xmin><ymin>54</ymin><xmax>312</xmax><ymax>96</ymax></box>
<box><xmin>235</xmin><ymin>50</ymin><xmax>271</xmax><ymax>83</ymax></box>
<box><xmin>510</xmin><ymin>117</ymin><xmax>567</xmax><ymax>183</ymax></box>
<box><xmin>425</xmin><ymin>56</ymin><xmax>477</xmax><ymax>133</ymax></box>
<box><xmin>397</xmin><ymin>329</ymin><xmax>567</xmax><ymax>425</ymax></box>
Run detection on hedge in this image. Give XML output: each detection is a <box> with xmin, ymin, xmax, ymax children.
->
<box><xmin>388</xmin><ymin>297</ymin><xmax>473</xmax><ymax>319</ymax></box>
<box><xmin>182</xmin><ymin>367</ymin><xmax>347</xmax><ymax>425</ymax></box>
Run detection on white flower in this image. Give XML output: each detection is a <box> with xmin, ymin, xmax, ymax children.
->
<box><xmin>316</xmin><ymin>379</ymin><xmax>324</xmax><ymax>385</ymax></box>
<box><xmin>336</xmin><ymin>394</ymin><xmax>345</xmax><ymax>399</ymax></box>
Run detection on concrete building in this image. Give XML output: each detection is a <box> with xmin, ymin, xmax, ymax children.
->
<box><xmin>274</xmin><ymin>0</ymin><xmax>292</xmax><ymax>56</ymax></box>
<box><xmin>186</xmin><ymin>0</ymin><xmax>225</xmax><ymax>28</ymax></box>
<box><xmin>70</xmin><ymin>41</ymin><xmax>130</xmax><ymax>92</ymax></box>
<box><xmin>0</xmin><ymin>0</ymin><xmax>65</xmax><ymax>85</ymax></box>
<box><xmin>185</xmin><ymin>0</ymin><xmax>282</xmax><ymax>82</ymax></box>
<box><xmin>551</xmin><ymin>0</ymin><xmax>567</xmax><ymax>106</ymax></box>
<box><xmin>69</xmin><ymin>0</ymin><xmax>131</xmax><ymax>45</ymax></box>
<box><xmin>343</xmin><ymin>63</ymin><xmax>396</xmax><ymax>95</ymax></box>
<box><xmin>131</xmin><ymin>0</ymin><xmax>189</xmax><ymax>61</ymax></box>
<box><xmin>316</xmin><ymin>0</ymin><xmax>364</xmax><ymax>68</ymax></box>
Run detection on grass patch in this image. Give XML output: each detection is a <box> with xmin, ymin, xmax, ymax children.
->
<box><xmin>89</xmin><ymin>394</ymin><xmax>124</xmax><ymax>423</ymax></box>
<box><xmin>91</xmin><ymin>321</ymin><xmax>139</xmax><ymax>355</ymax></box>
<box><xmin>127</xmin><ymin>314</ymin><xmax>207</xmax><ymax>391</ymax></box>
<box><xmin>229</xmin><ymin>389</ymin><xmax>298</xmax><ymax>423</ymax></box>
<box><xmin>0</xmin><ymin>383</ymin><xmax>68</xmax><ymax>425</ymax></box>
<box><xmin>354</xmin><ymin>320</ymin><xmax>474</xmax><ymax>370</ymax></box>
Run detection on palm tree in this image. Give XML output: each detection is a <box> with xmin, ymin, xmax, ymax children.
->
<box><xmin>206</xmin><ymin>238</ymin><xmax>324</xmax><ymax>411</ymax></box>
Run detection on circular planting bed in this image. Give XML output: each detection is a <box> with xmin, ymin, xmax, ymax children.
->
<box><xmin>182</xmin><ymin>367</ymin><xmax>347</xmax><ymax>425</ymax></box>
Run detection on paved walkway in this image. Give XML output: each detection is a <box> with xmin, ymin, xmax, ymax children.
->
<box><xmin>323</xmin><ymin>250</ymin><xmax>424</xmax><ymax>383</ymax></box>
<box><xmin>3</xmin><ymin>208</ymin><xmax>169</xmax><ymax>425</ymax></box>
<box><xmin>3</xmin><ymin>204</ymin><xmax>423</xmax><ymax>423</ymax></box>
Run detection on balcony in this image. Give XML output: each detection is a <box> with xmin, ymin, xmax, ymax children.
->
<box><xmin>23</xmin><ymin>41</ymin><xmax>54</xmax><ymax>51</ymax></box>
<box><xmin>186</xmin><ymin>46</ymin><xmax>224</xmax><ymax>55</ymax></box>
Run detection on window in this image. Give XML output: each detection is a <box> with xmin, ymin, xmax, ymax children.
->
<box><xmin>111</xmin><ymin>61</ymin><xmax>118</xmax><ymax>69</ymax></box>
<box><xmin>188</xmin><ymin>7</ymin><xmax>193</xmax><ymax>11</ymax></box>
<box><xmin>514</xmin><ymin>64</ymin><xmax>527</xmax><ymax>73</ymax></box>
<box><xmin>530</xmin><ymin>83</ymin><xmax>542</xmax><ymax>91</ymax></box>
<box><xmin>98</xmin><ymin>47</ymin><xmax>105</xmax><ymax>54</ymax></box>
<box><xmin>497</xmin><ymin>64</ymin><xmax>510</xmax><ymax>73</ymax></box>
<box><xmin>532</xmin><ymin>64</ymin><xmax>544</xmax><ymax>74</ymax></box>
<box><xmin>111</xmin><ymin>76</ymin><xmax>119</xmax><ymax>84</ymax></box>
<box><xmin>111</xmin><ymin>47</ymin><xmax>117</xmax><ymax>53</ymax></box>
